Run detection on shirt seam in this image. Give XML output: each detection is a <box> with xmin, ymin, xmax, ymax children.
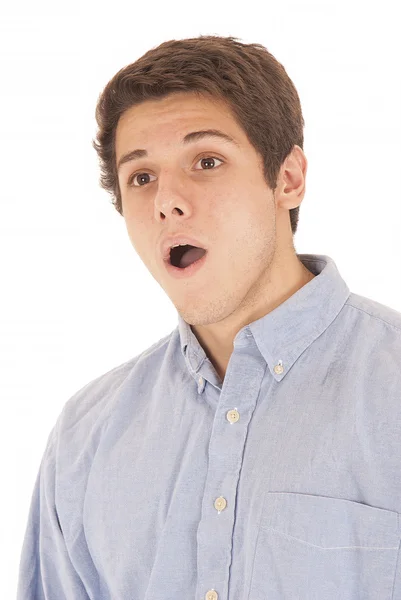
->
<box><xmin>345</xmin><ymin>301</ymin><xmax>401</xmax><ymax>334</ymax></box>
<box><xmin>390</xmin><ymin>513</ymin><xmax>401</xmax><ymax>599</ymax></box>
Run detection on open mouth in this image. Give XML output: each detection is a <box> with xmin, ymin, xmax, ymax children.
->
<box><xmin>169</xmin><ymin>244</ymin><xmax>207</xmax><ymax>269</ymax></box>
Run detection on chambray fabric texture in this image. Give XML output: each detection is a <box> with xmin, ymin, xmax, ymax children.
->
<box><xmin>17</xmin><ymin>253</ymin><xmax>401</xmax><ymax>600</ymax></box>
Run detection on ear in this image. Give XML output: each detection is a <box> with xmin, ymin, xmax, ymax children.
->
<box><xmin>275</xmin><ymin>145</ymin><xmax>308</xmax><ymax>211</ymax></box>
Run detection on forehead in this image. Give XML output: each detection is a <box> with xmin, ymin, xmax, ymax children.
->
<box><xmin>115</xmin><ymin>92</ymin><xmax>245</xmax><ymax>155</ymax></box>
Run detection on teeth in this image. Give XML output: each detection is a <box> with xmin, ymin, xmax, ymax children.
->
<box><xmin>171</xmin><ymin>243</ymin><xmax>189</xmax><ymax>249</ymax></box>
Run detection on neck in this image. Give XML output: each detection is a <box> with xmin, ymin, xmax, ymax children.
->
<box><xmin>190</xmin><ymin>249</ymin><xmax>315</xmax><ymax>383</ymax></box>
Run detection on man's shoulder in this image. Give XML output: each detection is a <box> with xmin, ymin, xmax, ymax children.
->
<box><xmin>57</xmin><ymin>329</ymin><xmax>176</xmax><ymax>436</ymax></box>
<box><xmin>345</xmin><ymin>291</ymin><xmax>401</xmax><ymax>335</ymax></box>
<box><xmin>343</xmin><ymin>292</ymin><xmax>401</xmax><ymax>381</ymax></box>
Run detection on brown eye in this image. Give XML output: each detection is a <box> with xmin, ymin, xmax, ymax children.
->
<box><xmin>128</xmin><ymin>155</ymin><xmax>223</xmax><ymax>188</ymax></box>
<box><xmin>128</xmin><ymin>172</ymin><xmax>155</xmax><ymax>188</ymax></box>
<box><xmin>199</xmin><ymin>157</ymin><xmax>220</xmax><ymax>169</ymax></box>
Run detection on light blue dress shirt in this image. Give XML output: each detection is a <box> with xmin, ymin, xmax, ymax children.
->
<box><xmin>17</xmin><ymin>253</ymin><xmax>401</xmax><ymax>600</ymax></box>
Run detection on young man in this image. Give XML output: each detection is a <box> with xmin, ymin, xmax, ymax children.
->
<box><xmin>17</xmin><ymin>36</ymin><xmax>401</xmax><ymax>600</ymax></box>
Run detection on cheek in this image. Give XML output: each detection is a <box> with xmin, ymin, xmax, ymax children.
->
<box><xmin>230</xmin><ymin>209</ymin><xmax>273</xmax><ymax>256</ymax></box>
<box><xmin>124</xmin><ymin>220</ymin><xmax>147</xmax><ymax>256</ymax></box>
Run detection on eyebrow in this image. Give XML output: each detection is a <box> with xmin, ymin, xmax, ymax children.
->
<box><xmin>117</xmin><ymin>129</ymin><xmax>240</xmax><ymax>173</ymax></box>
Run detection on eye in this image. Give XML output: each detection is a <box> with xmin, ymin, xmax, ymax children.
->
<box><xmin>127</xmin><ymin>155</ymin><xmax>224</xmax><ymax>188</ymax></box>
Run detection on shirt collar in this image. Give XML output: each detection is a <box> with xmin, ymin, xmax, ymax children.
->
<box><xmin>177</xmin><ymin>254</ymin><xmax>351</xmax><ymax>382</ymax></box>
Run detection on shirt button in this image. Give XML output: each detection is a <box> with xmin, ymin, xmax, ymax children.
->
<box><xmin>198</xmin><ymin>376</ymin><xmax>204</xmax><ymax>385</ymax></box>
<box><xmin>226</xmin><ymin>409</ymin><xmax>239</xmax><ymax>423</ymax></box>
<box><xmin>205</xmin><ymin>590</ymin><xmax>218</xmax><ymax>600</ymax></box>
<box><xmin>274</xmin><ymin>359</ymin><xmax>284</xmax><ymax>374</ymax></box>
<box><xmin>214</xmin><ymin>496</ymin><xmax>227</xmax><ymax>512</ymax></box>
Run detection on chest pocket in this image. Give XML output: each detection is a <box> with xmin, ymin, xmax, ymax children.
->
<box><xmin>248</xmin><ymin>492</ymin><xmax>400</xmax><ymax>600</ymax></box>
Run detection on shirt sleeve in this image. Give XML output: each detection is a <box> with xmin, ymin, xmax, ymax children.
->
<box><xmin>16</xmin><ymin>421</ymin><xmax>91</xmax><ymax>600</ymax></box>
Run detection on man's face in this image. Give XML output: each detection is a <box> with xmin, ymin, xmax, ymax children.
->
<box><xmin>115</xmin><ymin>91</ymin><xmax>301</xmax><ymax>327</ymax></box>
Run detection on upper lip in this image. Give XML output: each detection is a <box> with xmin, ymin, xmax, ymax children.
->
<box><xmin>160</xmin><ymin>234</ymin><xmax>207</xmax><ymax>263</ymax></box>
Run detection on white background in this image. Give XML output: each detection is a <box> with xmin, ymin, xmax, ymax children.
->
<box><xmin>1</xmin><ymin>0</ymin><xmax>400</xmax><ymax>595</ymax></box>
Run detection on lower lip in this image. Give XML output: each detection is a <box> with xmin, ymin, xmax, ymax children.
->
<box><xmin>164</xmin><ymin>251</ymin><xmax>208</xmax><ymax>279</ymax></box>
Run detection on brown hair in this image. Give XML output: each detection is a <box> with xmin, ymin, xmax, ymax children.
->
<box><xmin>92</xmin><ymin>35</ymin><xmax>305</xmax><ymax>235</ymax></box>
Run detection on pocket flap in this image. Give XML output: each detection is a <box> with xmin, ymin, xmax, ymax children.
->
<box><xmin>262</xmin><ymin>492</ymin><xmax>400</xmax><ymax>549</ymax></box>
